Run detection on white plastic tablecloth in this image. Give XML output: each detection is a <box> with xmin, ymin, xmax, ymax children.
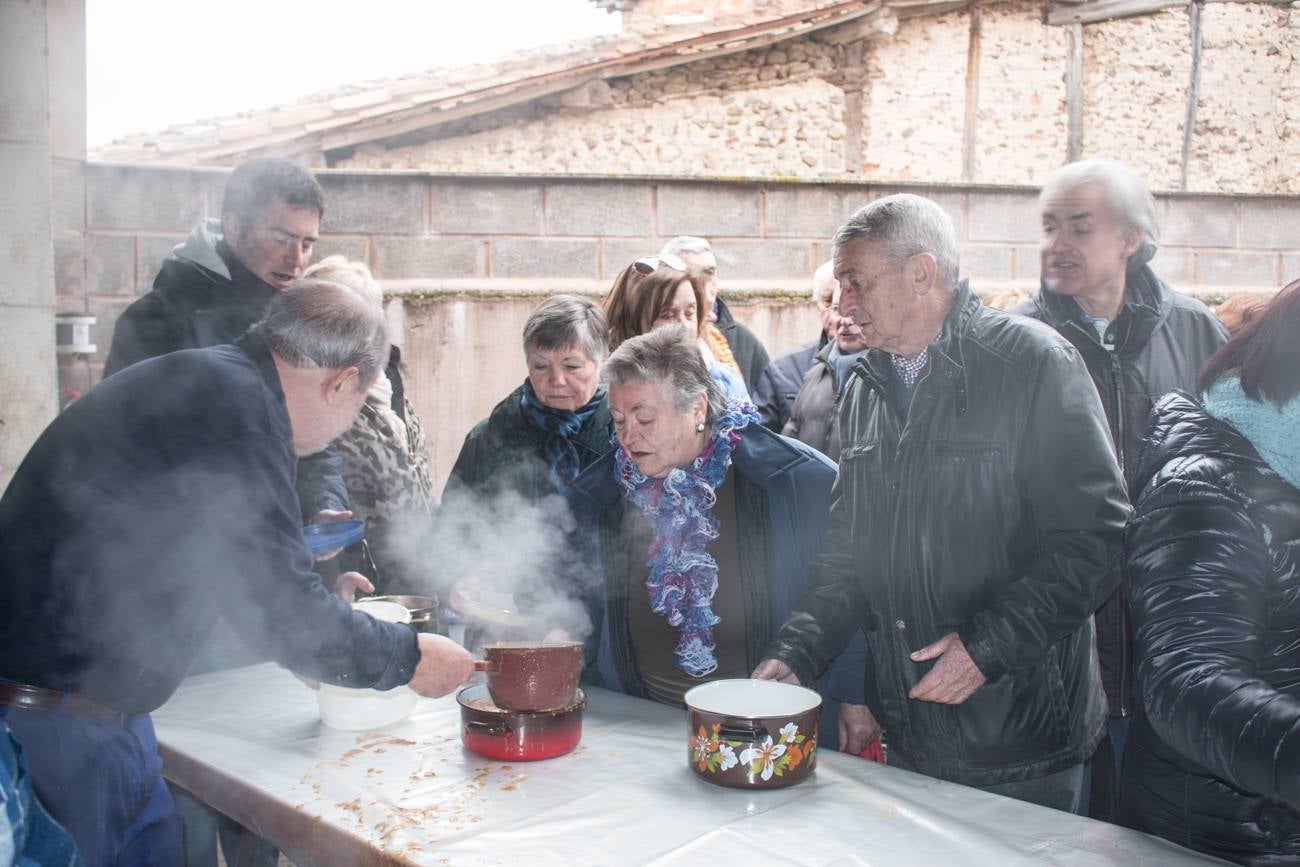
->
<box><xmin>152</xmin><ymin>664</ymin><xmax>1224</xmax><ymax>866</ymax></box>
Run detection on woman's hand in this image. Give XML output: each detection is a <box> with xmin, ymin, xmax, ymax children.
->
<box><xmin>751</xmin><ymin>658</ymin><xmax>801</xmax><ymax>684</ymax></box>
<box><xmin>838</xmin><ymin>703</ymin><xmax>882</xmax><ymax>754</ymax></box>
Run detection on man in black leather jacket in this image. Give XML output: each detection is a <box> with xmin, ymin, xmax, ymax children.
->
<box><xmin>1012</xmin><ymin>158</ymin><xmax>1228</xmax><ymax>820</ymax></box>
<box><xmin>104</xmin><ymin>157</ymin><xmax>348</xmax><ymax>523</ymax></box>
<box><xmin>756</xmin><ymin>194</ymin><xmax>1130</xmax><ymax>812</ymax></box>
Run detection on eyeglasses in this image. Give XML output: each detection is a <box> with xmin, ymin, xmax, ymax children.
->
<box><xmin>632</xmin><ymin>253</ymin><xmax>688</xmax><ymax>275</ymax></box>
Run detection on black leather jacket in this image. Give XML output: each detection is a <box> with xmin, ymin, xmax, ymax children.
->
<box><xmin>1121</xmin><ymin>393</ymin><xmax>1300</xmax><ymax>864</ymax></box>
<box><xmin>765</xmin><ymin>281</ymin><xmax>1130</xmax><ymax>786</ymax></box>
<box><xmin>1013</xmin><ymin>267</ymin><xmax>1228</xmax><ymax>716</ymax></box>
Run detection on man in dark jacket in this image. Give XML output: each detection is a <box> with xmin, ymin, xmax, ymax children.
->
<box><xmin>753</xmin><ymin>260</ymin><xmax>836</xmax><ymax>431</ymax></box>
<box><xmin>756</xmin><ymin>194</ymin><xmax>1130</xmax><ymax>812</ymax></box>
<box><xmin>1012</xmin><ymin>158</ymin><xmax>1228</xmax><ymax>820</ymax></box>
<box><xmin>104</xmin><ymin>157</ymin><xmax>347</xmax><ymax>522</ymax></box>
<box><xmin>0</xmin><ymin>284</ymin><xmax>474</xmax><ymax>865</ymax></box>
<box><xmin>661</xmin><ymin>236</ymin><xmax>770</xmax><ymax>391</ymax></box>
<box><xmin>782</xmin><ymin>277</ymin><xmax>869</xmax><ymax>461</ymax></box>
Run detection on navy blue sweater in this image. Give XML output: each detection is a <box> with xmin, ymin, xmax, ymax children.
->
<box><xmin>0</xmin><ymin>334</ymin><xmax>419</xmax><ymax>714</ymax></box>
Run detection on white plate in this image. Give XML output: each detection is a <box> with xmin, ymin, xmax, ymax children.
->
<box><xmin>449</xmin><ymin>583</ymin><xmax>531</xmax><ymax>627</ymax></box>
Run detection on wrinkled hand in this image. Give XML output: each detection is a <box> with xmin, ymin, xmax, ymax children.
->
<box><xmin>751</xmin><ymin>658</ymin><xmax>801</xmax><ymax>685</ymax></box>
<box><xmin>408</xmin><ymin>633</ymin><xmax>475</xmax><ymax>699</ymax></box>
<box><xmin>838</xmin><ymin>703</ymin><xmax>882</xmax><ymax>754</ymax></box>
<box><xmin>308</xmin><ymin>509</ymin><xmax>354</xmax><ymax>561</ymax></box>
<box><xmin>334</xmin><ymin>571</ymin><xmax>373</xmax><ymax>604</ymax></box>
<box><xmin>908</xmin><ymin>631</ymin><xmax>986</xmax><ymax>704</ymax></box>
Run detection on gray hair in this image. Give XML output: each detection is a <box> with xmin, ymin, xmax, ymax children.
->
<box><xmin>832</xmin><ymin>194</ymin><xmax>960</xmax><ymax>290</ymax></box>
<box><xmin>523</xmin><ymin>294</ymin><xmax>610</xmax><ymax>364</ymax></box>
<box><xmin>601</xmin><ymin>326</ymin><xmax>726</xmax><ymax>428</ymax></box>
<box><xmin>812</xmin><ymin>260</ymin><xmax>836</xmax><ymax>302</ymax></box>
<box><xmin>1040</xmin><ymin>158</ymin><xmax>1159</xmax><ymax>269</ymax></box>
<box><xmin>252</xmin><ymin>280</ymin><xmax>388</xmax><ymax>389</ymax></box>
<box><xmin>659</xmin><ymin>236</ymin><xmax>712</xmax><ymax>258</ymax></box>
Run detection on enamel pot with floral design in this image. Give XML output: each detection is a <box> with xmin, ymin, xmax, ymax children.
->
<box><xmin>684</xmin><ymin>679</ymin><xmax>821</xmax><ymax>789</ymax></box>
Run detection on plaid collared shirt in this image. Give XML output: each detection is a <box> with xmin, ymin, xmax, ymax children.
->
<box><xmin>889</xmin><ymin>348</ymin><xmax>930</xmax><ymax>389</ymax></box>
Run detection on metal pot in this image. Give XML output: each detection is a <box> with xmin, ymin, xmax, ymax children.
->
<box><xmin>367</xmin><ymin>594</ymin><xmax>446</xmax><ymax>636</ymax></box>
<box><xmin>473</xmin><ymin>641</ymin><xmax>583</xmax><ymax>713</ymax></box>
<box><xmin>684</xmin><ymin>679</ymin><xmax>822</xmax><ymax>790</ymax></box>
<box><xmin>457</xmin><ymin>684</ymin><xmax>585</xmax><ymax>762</ymax></box>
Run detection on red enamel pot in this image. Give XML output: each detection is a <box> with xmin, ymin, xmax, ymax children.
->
<box><xmin>457</xmin><ymin>684</ymin><xmax>585</xmax><ymax>762</ymax></box>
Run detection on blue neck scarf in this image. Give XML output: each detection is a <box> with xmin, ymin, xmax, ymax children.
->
<box><xmin>613</xmin><ymin>399</ymin><xmax>760</xmax><ymax>678</ymax></box>
<box><xmin>520</xmin><ymin>379</ymin><xmax>605</xmax><ymax>493</ymax></box>
<box><xmin>1203</xmin><ymin>376</ymin><xmax>1300</xmax><ymax>492</ymax></box>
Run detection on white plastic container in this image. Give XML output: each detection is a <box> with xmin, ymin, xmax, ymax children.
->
<box><xmin>316</xmin><ymin>600</ymin><xmax>418</xmax><ymax>731</ymax></box>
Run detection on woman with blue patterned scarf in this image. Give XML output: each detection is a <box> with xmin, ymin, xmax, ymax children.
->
<box><xmin>564</xmin><ymin>328</ymin><xmax>868</xmax><ymax>748</ymax></box>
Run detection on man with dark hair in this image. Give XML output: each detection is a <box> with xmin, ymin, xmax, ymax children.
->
<box><xmin>0</xmin><ymin>284</ymin><xmax>474</xmax><ymax>865</ymax></box>
<box><xmin>104</xmin><ymin>157</ymin><xmax>345</xmax><ymax>522</ymax></box>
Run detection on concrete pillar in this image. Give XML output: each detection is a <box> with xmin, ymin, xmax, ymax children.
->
<box><xmin>0</xmin><ymin>0</ymin><xmax>85</xmax><ymax>493</ymax></box>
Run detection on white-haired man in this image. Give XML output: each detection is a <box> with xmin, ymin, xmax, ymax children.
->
<box><xmin>1011</xmin><ymin>158</ymin><xmax>1228</xmax><ymax>820</ymax></box>
<box><xmin>660</xmin><ymin>236</ymin><xmax>770</xmax><ymax>392</ymax></box>
<box><xmin>755</xmin><ymin>194</ymin><xmax>1130</xmax><ymax>813</ymax></box>
<box><xmin>753</xmin><ymin>260</ymin><xmax>838</xmax><ymax>431</ymax></box>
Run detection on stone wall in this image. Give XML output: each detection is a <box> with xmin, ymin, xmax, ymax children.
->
<box><xmin>338</xmin><ymin>2</ymin><xmax>1297</xmax><ymax>195</ymax></box>
<box><xmin>65</xmin><ymin>165</ymin><xmax>1300</xmax><ymax>490</ymax></box>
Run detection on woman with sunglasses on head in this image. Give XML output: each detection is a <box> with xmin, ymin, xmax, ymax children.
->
<box><xmin>1120</xmin><ymin>279</ymin><xmax>1300</xmax><ymax>864</ymax></box>
<box><xmin>603</xmin><ymin>255</ymin><xmax>750</xmax><ymax>402</ymax></box>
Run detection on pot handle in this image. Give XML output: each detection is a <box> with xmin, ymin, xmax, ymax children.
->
<box><xmin>472</xmin><ymin>659</ymin><xmax>498</xmax><ymax>672</ymax></box>
<box><xmin>465</xmin><ymin>719</ymin><xmax>513</xmax><ymax>736</ymax></box>
<box><xmin>717</xmin><ymin>723</ymin><xmax>771</xmax><ymax>743</ymax></box>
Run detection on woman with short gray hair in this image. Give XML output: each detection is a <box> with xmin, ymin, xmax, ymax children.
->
<box><xmin>563</xmin><ymin>327</ymin><xmax>866</xmax><ymax>748</ymax></box>
<box><xmin>446</xmin><ymin>294</ymin><xmax>613</xmax><ymax>503</ymax></box>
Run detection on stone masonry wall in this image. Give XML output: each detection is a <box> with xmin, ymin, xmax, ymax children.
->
<box><xmin>861</xmin><ymin>9</ymin><xmax>969</xmax><ymax>182</ymax></box>
<box><xmin>68</xmin><ymin>165</ymin><xmax>1300</xmax><ymax>489</ymax></box>
<box><xmin>342</xmin><ymin>34</ymin><xmax>849</xmax><ymax>177</ymax></box>
<box><xmin>339</xmin><ymin>3</ymin><xmax>1295</xmax><ymax>194</ymax></box>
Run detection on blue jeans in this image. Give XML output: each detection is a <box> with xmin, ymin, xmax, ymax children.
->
<box><xmin>1</xmin><ymin>706</ymin><xmax>182</xmax><ymax>867</ymax></box>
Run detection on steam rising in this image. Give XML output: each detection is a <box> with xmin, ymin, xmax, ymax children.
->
<box><xmin>386</xmin><ymin>471</ymin><xmax>598</xmax><ymax>649</ymax></box>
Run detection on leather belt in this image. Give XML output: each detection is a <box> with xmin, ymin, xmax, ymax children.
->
<box><xmin>0</xmin><ymin>681</ymin><xmax>126</xmax><ymax>722</ymax></box>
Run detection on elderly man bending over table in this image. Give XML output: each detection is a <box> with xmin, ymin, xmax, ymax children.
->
<box><xmin>0</xmin><ymin>282</ymin><xmax>473</xmax><ymax>866</ymax></box>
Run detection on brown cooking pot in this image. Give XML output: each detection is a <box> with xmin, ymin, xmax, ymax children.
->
<box><xmin>473</xmin><ymin>641</ymin><xmax>583</xmax><ymax>712</ymax></box>
<box><xmin>684</xmin><ymin>679</ymin><xmax>822</xmax><ymax>790</ymax></box>
<box><xmin>457</xmin><ymin>684</ymin><xmax>585</xmax><ymax>762</ymax></box>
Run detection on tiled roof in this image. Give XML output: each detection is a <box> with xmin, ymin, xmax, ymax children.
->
<box><xmin>91</xmin><ymin>1</ymin><xmax>903</xmax><ymax>166</ymax></box>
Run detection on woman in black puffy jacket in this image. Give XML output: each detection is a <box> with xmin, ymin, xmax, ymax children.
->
<box><xmin>1121</xmin><ymin>279</ymin><xmax>1300</xmax><ymax>865</ymax></box>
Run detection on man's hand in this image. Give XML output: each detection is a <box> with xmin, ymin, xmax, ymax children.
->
<box><xmin>837</xmin><ymin>703</ymin><xmax>882</xmax><ymax>754</ymax></box>
<box><xmin>334</xmin><ymin>571</ymin><xmax>373</xmax><ymax>604</ymax></box>
<box><xmin>751</xmin><ymin>658</ymin><xmax>801</xmax><ymax>685</ymax></box>
<box><xmin>908</xmin><ymin>631</ymin><xmax>986</xmax><ymax>704</ymax></box>
<box><xmin>407</xmin><ymin>633</ymin><xmax>475</xmax><ymax>699</ymax></box>
<box><xmin>308</xmin><ymin>509</ymin><xmax>353</xmax><ymax>561</ymax></box>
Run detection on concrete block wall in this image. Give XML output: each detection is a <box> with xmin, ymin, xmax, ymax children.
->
<box><xmin>71</xmin><ymin>165</ymin><xmax>1300</xmax><ymax>490</ymax></box>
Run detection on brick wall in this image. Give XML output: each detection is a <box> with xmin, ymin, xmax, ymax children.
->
<box><xmin>66</xmin><ymin>164</ymin><xmax>1300</xmax><ymax>488</ymax></box>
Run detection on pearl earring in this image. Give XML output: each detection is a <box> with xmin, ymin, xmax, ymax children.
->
<box><xmin>695</xmin><ymin>421</ymin><xmax>706</xmax><ymax>432</ymax></box>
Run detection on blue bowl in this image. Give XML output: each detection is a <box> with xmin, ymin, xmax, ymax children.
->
<box><xmin>302</xmin><ymin>519</ymin><xmax>365</xmax><ymax>557</ymax></box>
